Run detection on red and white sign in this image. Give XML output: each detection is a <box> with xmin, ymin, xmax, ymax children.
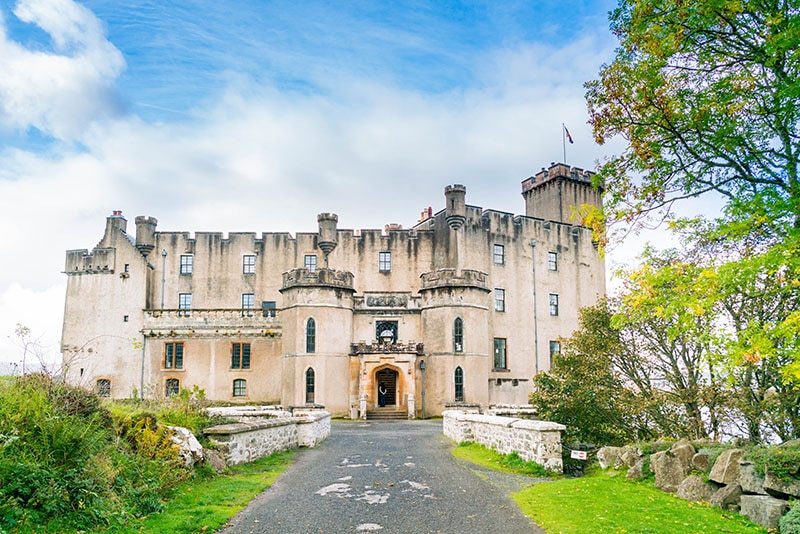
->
<box><xmin>570</xmin><ymin>450</ymin><xmax>588</xmax><ymax>460</ymax></box>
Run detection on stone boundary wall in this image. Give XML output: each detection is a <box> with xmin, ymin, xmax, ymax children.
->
<box><xmin>205</xmin><ymin>411</ymin><xmax>331</xmax><ymax>466</ymax></box>
<box><xmin>443</xmin><ymin>410</ymin><xmax>565</xmax><ymax>472</ymax></box>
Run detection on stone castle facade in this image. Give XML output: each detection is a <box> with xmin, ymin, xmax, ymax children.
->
<box><xmin>61</xmin><ymin>163</ymin><xmax>605</xmax><ymax>418</ymax></box>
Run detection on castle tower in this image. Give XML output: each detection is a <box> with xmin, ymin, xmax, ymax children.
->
<box><xmin>317</xmin><ymin>213</ymin><xmax>338</xmax><ymax>266</ymax></box>
<box><xmin>134</xmin><ymin>216</ymin><xmax>158</xmax><ymax>256</ymax></box>
<box><xmin>521</xmin><ymin>163</ymin><xmax>601</xmax><ymax>224</ymax></box>
<box><xmin>444</xmin><ymin>185</ymin><xmax>466</xmax><ymax>230</ymax></box>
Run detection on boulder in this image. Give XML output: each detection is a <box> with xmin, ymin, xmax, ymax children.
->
<box><xmin>619</xmin><ymin>445</ymin><xmax>643</xmax><ymax>468</ymax></box>
<box><xmin>651</xmin><ymin>450</ymin><xmax>690</xmax><ymax>493</ymax></box>
<box><xmin>627</xmin><ymin>457</ymin><xmax>646</xmax><ymax>480</ymax></box>
<box><xmin>677</xmin><ymin>475</ymin><xmax>715</xmax><ymax>502</ymax></box>
<box><xmin>738</xmin><ymin>461</ymin><xmax>768</xmax><ymax>495</ymax></box>
<box><xmin>739</xmin><ymin>495</ymin><xmax>788</xmax><ymax>530</ymax></box>
<box><xmin>204</xmin><ymin>448</ymin><xmax>228</xmax><ymax>473</ymax></box>
<box><xmin>168</xmin><ymin>426</ymin><xmax>204</xmax><ymax>467</ymax></box>
<box><xmin>709</xmin><ymin>449</ymin><xmax>744</xmax><ymax>485</ymax></box>
<box><xmin>692</xmin><ymin>452</ymin><xmax>710</xmax><ymax>472</ymax></box>
<box><xmin>670</xmin><ymin>440</ymin><xmax>696</xmax><ymax>470</ymax></box>
<box><xmin>764</xmin><ymin>469</ymin><xmax>800</xmax><ymax>498</ymax></box>
<box><xmin>597</xmin><ymin>446</ymin><xmax>622</xmax><ymax>469</ymax></box>
<box><xmin>710</xmin><ymin>484</ymin><xmax>742</xmax><ymax>510</ymax></box>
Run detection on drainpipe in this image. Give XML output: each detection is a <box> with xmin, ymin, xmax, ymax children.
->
<box><xmin>139</xmin><ymin>335</ymin><xmax>146</xmax><ymax>401</ymax></box>
<box><xmin>531</xmin><ymin>240</ymin><xmax>539</xmax><ymax>376</ymax></box>
<box><xmin>160</xmin><ymin>249</ymin><xmax>167</xmax><ymax>308</ymax></box>
<box><xmin>419</xmin><ymin>359</ymin><xmax>426</xmax><ymax>419</ymax></box>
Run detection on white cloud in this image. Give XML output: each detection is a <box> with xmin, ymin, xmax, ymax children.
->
<box><xmin>0</xmin><ymin>0</ymin><xmax>125</xmax><ymax>140</ymax></box>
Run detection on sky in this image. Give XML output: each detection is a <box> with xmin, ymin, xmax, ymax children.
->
<box><xmin>0</xmin><ymin>0</ymin><xmax>713</xmax><ymax>369</ymax></box>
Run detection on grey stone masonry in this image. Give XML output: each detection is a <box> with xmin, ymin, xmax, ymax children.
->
<box><xmin>709</xmin><ymin>449</ymin><xmax>744</xmax><ymax>485</ymax></box>
<box><xmin>442</xmin><ymin>410</ymin><xmax>565</xmax><ymax>472</ymax></box>
<box><xmin>740</xmin><ymin>495</ymin><xmax>788</xmax><ymax>530</ymax></box>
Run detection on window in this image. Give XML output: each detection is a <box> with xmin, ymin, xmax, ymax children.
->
<box><xmin>454</xmin><ymin>367</ymin><xmax>464</xmax><ymax>402</ymax></box>
<box><xmin>242</xmin><ymin>293</ymin><xmax>255</xmax><ymax>316</ymax></box>
<box><xmin>233</xmin><ymin>379</ymin><xmax>247</xmax><ymax>397</ymax></box>
<box><xmin>494</xmin><ymin>338</ymin><xmax>507</xmax><ymax>370</ymax></box>
<box><xmin>262</xmin><ymin>300</ymin><xmax>277</xmax><ymax>318</ymax></box>
<box><xmin>548</xmin><ymin>251</ymin><xmax>558</xmax><ymax>271</ymax></box>
<box><xmin>178</xmin><ymin>293</ymin><xmax>192</xmax><ymax>316</ymax></box>
<box><xmin>306</xmin><ymin>368</ymin><xmax>315</xmax><ymax>404</ymax></box>
<box><xmin>231</xmin><ymin>342</ymin><xmax>251</xmax><ymax>369</ymax></box>
<box><xmin>243</xmin><ymin>255</ymin><xmax>256</xmax><ymax>274</ymax></box>
<box><xmin>549</xmin><ymin>340</ymin><xmax>561</xmax><ymax>365</ymax></box>
<box><xmin>453</xmin><ymin>318</ymin><xmax>464</xmax><ymax>352</ymax></box>
<box><xmin>306</xmin><ymin>318</ymin><xmax>316</xmax><ymax>353</ymax></box>
<box><xmin>165</xmin><ymin>378</ymin><xmax>180</xmax><ymax>397</ymax></box>
<box><xmin>165</xmin><ymin>342</ymin><xmax>184</xmax><ymax>369</ymax></box>
<box><xmin>494</xmin><ymin>288</ymin><xmax>505</xmax><ymax>312</ymax></box>
<box><xmin>124</xmin><ymin>263</ymin><xmax>129</xmax><ymax>273</ymax></box>
<box><xmin>379</xmin><ymin>251</ymin><xmax>391</xmax><ymax>272</ymax></box>
<box><xmin>493</xmin><ymin>244</ymin><xmax>505</xmax><ymax>265</ymax></box>
<box><xmin>304</xmin><ymin>255</ymin><xmax>317</xmax><ymax>272</ymax></box>
<box><xmin>123</xmin><ymin>315</ymin><xmax>129</xmax><ymax>322</ymax></box>
<box><xmin>180</xmin><ymin>255</ymin><xmax>193</xmax><ymax>275</ymax></box>
<box><xmin>376</xmin><ymin>321</ymin><xmax>398</xmax><ymax>344</ymax></box>
<box><xmin>549</xmin><ymin>293</ymin><xmax>559</xmax><ymax>316</ymax></box>
<box><xmin>97</xmin><ymin>379</ymin><xmax>111</xmax><ymax>398</ymax></box>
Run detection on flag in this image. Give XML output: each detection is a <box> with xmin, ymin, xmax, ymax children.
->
<box><xmin>563</xmin><ymin>124</ymin><xmax>574</xmax><ymax>144</ymax></box>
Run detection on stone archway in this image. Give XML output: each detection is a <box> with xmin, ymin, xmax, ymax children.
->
<box><xmin>375</xmin><ymin>367</ymin><xmax>398</xmax><ymax>406</ymax></box>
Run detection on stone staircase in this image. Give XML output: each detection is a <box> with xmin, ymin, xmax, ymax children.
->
<box><xmin>366</xmin><ymin>408</ymin><xmax>408</xmax><ymax>421</ymax></box>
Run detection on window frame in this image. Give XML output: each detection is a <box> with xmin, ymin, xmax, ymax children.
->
<box><xmin>549</xmin><ymin>293</ymin><xmax>559</xmax><ymax>316</ymax></box>
<box><xmin>549</xmin><ymin>340</ymin><xmax>561</xmax><ymax>365</ymax></box>
<box><xmin>494</xmin><ymin>288</ymin><xmax>506</xmax><ymax>312</ymax></box>
<box><xmin>164</xmin><ymin>341</ymin><xmax>184</xmax><ymax>369</ymax></box>
<box><xmin>165</xmin><ymin>378</ymin><xmax>180</xmax><ymax>397</ymax></box>
<box><xmin>306</xmin><ymin>318</ymin><xmax>316</xmax><ymax>353</ymax></box>
<box><xmin>548</xmin><ymin>251</ymin><xmax>558</xmax><ymax>271</ymax></box>
<box><xmin>243</xmin><ymin>255</ymin><xmax>256</xmax><ymax>275</ymax></box>
<box><xmin>241</xmin><ymin>293</ymin><xmax>255</xmax><ymax>316</ymax></box>
<box><xmin>378</xmin><ymin>251</ymin><xmax>392</xmax><ymax>272</ymax></box>
<box><xmin>178</xmin><ymin>293</ymin><xmax>192</xmax><ymax>316</ymax></box>
<box><xmin>180</xmin><ymin>254</ymin><xmax>193</xmax><ymax>275</ymax></box>
<box><xmin>96</xmin><ymin>379</ymin><xmax>111</xmax><ymax>398</ymax></box>
<box><xmin>232</xmin><ymin>378</ymin><xmax>247</xmax><ymax>397</ymax></box>
<box><xmin>305</xmin><ymin>367</ymin><xmax>315</xmax><ymax>404</ymax></box>
<box><xmin>493</xmin><ymin>338</ymin><xmax>507</xmax><ymax>370</ymax></box>
<box><xmin>231</xmin><ymin>342</ymin><xmax>251</xmax><ymax>369</ymax></box>
<box><xmin>493</xmin><ymin>244</ymin><xmax>505</xmax><ymax>265</ymax></box>
<box><xmin>454</xmin><ymin>366</ymin><xmax>464</xmax><ymax>402</ymax></box>
<box><xmin>453</xmin><ymin>317</ymin><xmax>464</xmax><ymax>353</ymax></box>
<box><xmin>304</xmin><ymin>254</ymin><xmax>317</xmax><ymax>272</ymax></box>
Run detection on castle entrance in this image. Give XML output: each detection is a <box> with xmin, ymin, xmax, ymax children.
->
<box><xmin>375</xmin><ymin>368</ymin><xmax>398</xmax><ymax>406</ymax></box>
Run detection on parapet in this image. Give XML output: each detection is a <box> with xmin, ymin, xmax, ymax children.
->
<box><xmin>521</xmin><ymin>163</ymin><xmax>597</xmax><ymax>194</ymax></box>
<box><xmin>419</xmin><ymin>268</ymin><xmax>489</xmax><ymax>291</ymax></box>
<box><xmin>280</xmin><ymin>267</ymin><xmax>354</xmax><ymax>292</ymax></box>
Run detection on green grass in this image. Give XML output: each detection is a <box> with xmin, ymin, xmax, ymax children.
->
<box><xmin>511</xmin><ymin>470</ymin><xmax>766</xmax><ymax>534</ymax></box>
<box><xmin>106</xmin><ymin>450</ymin><xmax>295</xmax><ymax>534</ymax></box>
<box><xmin>451</xmin><ymin>441</ymin><xmax>554</xmax><ymax>477</ymax></box>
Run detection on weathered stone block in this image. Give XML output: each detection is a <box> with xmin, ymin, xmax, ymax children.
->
<box><xmin>652</xmin><ymin>450</ymin><xmax>690</xmax><ymax>493</ymax></box>
<box><xmin>626</xmin><ymin>457</ymin><xmax>647</xmax><ymax>480</ymax></box>
<box><xmin>670</xmin><ymin>440</ymin><xmax>696</xmax><ymax>469</ymax></box>
<box><xmin>709</xmin><ymin>449</ymin><xmax>744</xmax><ymax>485</ymax></box>
<box><xmin>619</xmin><ymin>445</ymin><xmax>643</xmax><ymax>468</ymax></box>
<box><xmin>677</xmin><ymin>475</ymin><xmax>715</xmax><ymax>502</ymax></box>
<box><xmin>738</xmin><ymin>461</ymin><xmax>768</xmax><ymax>495</ymax></box>
<box><xmin>739</xmin><ymin>495</ymin><xmax>788</xmax><ymax>530</ymax></box>
<box><xmin>692</xmin><ymin>452</ymin><xmax>710</xmax><ymax>472</ymax></box>
<box><xmin>597</xmin><ymin>446</ymin><xmax>622</xmax><ymax>469</ymax></box>
<box><xmin>710</xmin><ymin>483</ymin><xmax>742</xmax><ymax>509</ymax></box>
<box><xmin>764</xmin><ymin>470</ymin><xmax>800</xmax><ymax>498</ymax></box>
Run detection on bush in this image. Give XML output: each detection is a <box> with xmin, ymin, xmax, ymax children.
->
<box><xmin>781</xmin><ymin>504</ymin><xmax>800</xmax><ymax>534</ymax></box>
<box><xmin>746</xmin><ymin>444</ymin><xmax>800</xmax><ymax>482</ymax></box>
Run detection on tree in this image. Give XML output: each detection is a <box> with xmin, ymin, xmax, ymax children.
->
<box><xmin>586</xmin><ymin>0</ymin><xmax>800</xmax><ymax>234</ymax></box>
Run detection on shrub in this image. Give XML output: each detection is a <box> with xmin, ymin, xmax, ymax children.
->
<box><xmin>781</xmin><ymin>504</ymin><xmax>800</xmax><ymax>534</ymax></box>
<box><xmin>746</xmin><ymin>444</ymin><xmax>800</xmax><ymax>482</ymax></box>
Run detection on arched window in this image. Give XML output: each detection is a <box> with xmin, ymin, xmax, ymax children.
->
<box><xmin>165</xmin><ymin>378</ymin><xmax>180</xmax><ymax>398</ymax></box>
<box><xmin>306</xmin><ymin>318</ymin><xmax>316</xmax><ymax>353</ymax></box>
<box><xmin>233</xmin><ymin>379</ymin><xmax>247</xmax><ymax>397</ymax></box>
<box><xmin>96</xmin><ymin>379</ymin><xmax>111</xmax><ymax>398</ymax></box>
<box><xmin>306</xmin><ymin>368</ymin><xmax>315</xmax><ymax>404</ymax></box>
<box><xmin>453</xmin><ymin>318</ymin><xmax>464</xmax><ymax>352</ymax></box>
<box><xmin>454</xmin><ymin>367</ymin><xmax>464</xmax><ymax>402</ymax></box>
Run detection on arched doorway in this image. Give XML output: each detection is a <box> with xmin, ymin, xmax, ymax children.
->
<box><xmin>375</xmin><ymin>368</ymin><xmax>398</xmax><ymax>406</ymax></box>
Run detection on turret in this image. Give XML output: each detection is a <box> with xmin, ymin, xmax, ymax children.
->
<box><xmin>444</xmin><ymin>184</ymin><xmax>466</xmax><ymax>230</ymax></box>
<box><xmin>135</xmin><ymin>216</ymin><xmax>158</xmax><ymax>256</ymax></box>
<box><xmin>317</xmin><ymin>213</ymin><xmax>338</xmax><ymax>266</ymax></box>
<box><xmin>521</xmin><ymin>163</ymin><xmax>601</xmax><ymax>224</ymax></box>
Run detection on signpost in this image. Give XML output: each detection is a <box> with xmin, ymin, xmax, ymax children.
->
<box><xmin>570</xmin><ymin>450</ymin><xmax>588</xmax><ymax>460</ymax></box>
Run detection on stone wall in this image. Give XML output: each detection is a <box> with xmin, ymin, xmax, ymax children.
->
<box><xmin>204</xmin><ymin>411</ymin><xmax>331</xmax><ymax>466</ymax></box>
<box><xmin>442</xmin><ymin>410</ymin><xmax>565</xmax><ymax>472</ymax></box>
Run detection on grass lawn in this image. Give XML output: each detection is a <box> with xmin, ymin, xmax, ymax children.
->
<box><xmin>107</xmin><ymin>450</ymin><xmax>295</xmax><ymax>533</ymax></box>
<box><xmin>451</xmin><ymin>441</ymin><xmax>553</xmax><ymax>477</ymax></box>
<box><xmin>512</xmin><ymin>470</ymin><xmax>766</xmax><ymax>534</ymax></box>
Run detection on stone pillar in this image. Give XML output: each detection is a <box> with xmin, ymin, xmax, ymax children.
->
<box><xmin>407</xmin><ymin>394</ymin><xmax>416</xmax><ymax>419</ymax></box>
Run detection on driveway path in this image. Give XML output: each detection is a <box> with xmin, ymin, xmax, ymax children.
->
<box><xmin>222</xmin><ymin>420</ymin><xmax>544</xmax><ymax>534</ymax></box>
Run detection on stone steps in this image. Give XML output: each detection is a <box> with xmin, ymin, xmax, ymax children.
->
<box><xmin>366</xmin><ymin>410</ymin><xmax>408</xmax><ymax>421</ymax></box>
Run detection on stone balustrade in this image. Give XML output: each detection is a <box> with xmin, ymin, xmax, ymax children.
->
<box><xmin>420</xmin><ymin>268</ymin><xmax>489</xmax><ymax>291</ymax></box>
<box><xmin>143</xmin><ymin>308</ymin><xmax>281</xmax><ymax>338</ymax></box>
<box><xmin>350</xmin><ymin>341</ymin><xmax>424</xmax><ymax>355</ymax></box>
<box><xmin>281</xmin><ymin>267</ymin><xmax>354</xmax><ymax>291</ymax></box>
<box><xmin>443</xmin><ymin>410</ymin><xmax>565</xmax><ymax>472</ymax></box>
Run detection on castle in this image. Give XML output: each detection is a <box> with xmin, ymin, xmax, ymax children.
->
<box><xmin>61</xmin><ymin>163</ymin><xmax>605</xmax><ymax>418</ymax></box>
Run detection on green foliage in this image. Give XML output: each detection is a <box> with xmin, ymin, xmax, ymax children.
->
<box><xmin>780</xmin><ymin>503</ymin><xmax>800</xmax><ymax>534</ymax></box>
<box><xmin>512</xmin><ymin>471</ymin><xmax>765</xmax><ymax>533</ymax></box>
<box><xmin>746</xmin><ymin>443</ymin><xmax>800</xmax><ymax>482</ymax></box>
<box><xmin>452</xmin><ymin>441</ymin><xmax>556</xmax><ymax>477</ymax></box>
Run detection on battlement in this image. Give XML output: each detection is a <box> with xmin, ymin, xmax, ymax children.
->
<box><xmin>281</xmin><ymin>267</ymin><xmax>355</xmax><ymax>291</ymax></box>
<box><xmin>521</xmin><ymin>163</ymin><xmax>596</xmax><ymax>194</ymax></box>
<box><xmin>419</xmin><ymin>268</ymin><xmax>489</xmax><ymax>291</ymax></box>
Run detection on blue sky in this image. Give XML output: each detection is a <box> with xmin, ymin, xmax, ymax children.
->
<box><xmin>1</xmin><ymin>0</ymin><xmax>658</xmax><ymax>367</ymax></box>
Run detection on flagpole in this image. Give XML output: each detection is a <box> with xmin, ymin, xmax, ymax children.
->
<box><xmin>562</xmin><ymin>123</ymin><xmax>566</xmax><ymax>164</ymax></box>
